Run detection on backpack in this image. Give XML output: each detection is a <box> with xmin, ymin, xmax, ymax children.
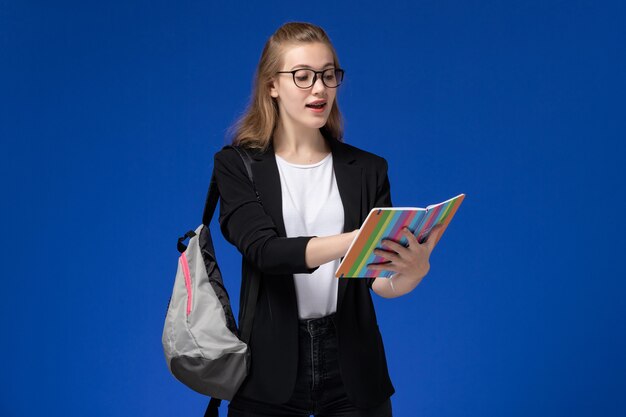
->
<box><xmin>162</xmin><ymin>145</ymin><xmax>261</xmax><ymax>417</ymax></box>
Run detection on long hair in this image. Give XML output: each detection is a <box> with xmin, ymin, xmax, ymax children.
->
<box><xmin>226</xmin><ymin>22</ymin><xmax>345</xmax><ymax>153</ymax></box>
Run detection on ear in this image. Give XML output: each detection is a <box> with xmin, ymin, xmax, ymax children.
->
<box><xmin>269</xmin><ymin>77</ymin><xmax>279</xmax><ymax>98</ymax></box>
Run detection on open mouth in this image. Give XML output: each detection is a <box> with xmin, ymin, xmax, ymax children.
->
<box><xmin>306</xmin><ymin>102</ymin><xmax>327</xmax><ymax>109</ymax></box>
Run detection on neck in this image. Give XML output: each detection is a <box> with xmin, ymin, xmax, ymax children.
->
<box><xmin>272</xmin><ymin>121</ymin><xmax>329</xmax><ymax>156</ymax></box>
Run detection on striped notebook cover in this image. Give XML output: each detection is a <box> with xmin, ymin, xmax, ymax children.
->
<box><xmin>335</xmin><ymin>193</ymin><xmax>465</xmax><ymax>278</ymax></box>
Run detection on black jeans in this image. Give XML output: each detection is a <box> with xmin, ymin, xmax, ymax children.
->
<box><xmin>228</xmin><ymin>313</ymin><xmax>393</xmax><ymax>417</ymax></box>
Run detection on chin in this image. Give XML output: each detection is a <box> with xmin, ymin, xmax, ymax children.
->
<box><xmin>306</xmin><ymin>118</ymin><xmax>329</xmax><ymax>129</ymax></box>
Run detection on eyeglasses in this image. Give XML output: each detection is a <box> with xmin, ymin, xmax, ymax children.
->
<box><xmin>276</xmin><ymin>68</ymin><xmax>345</xmax><ymax>89</ymax></box>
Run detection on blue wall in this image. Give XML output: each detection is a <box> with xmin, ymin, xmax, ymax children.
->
<box><xmin>1</xmin><ymin>1</ymin><xmax>624</xmax><ymax>416</ymax></box>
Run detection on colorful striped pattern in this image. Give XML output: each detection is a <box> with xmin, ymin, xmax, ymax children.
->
<box><xmin>335</xmin><ymin>194</ymin><xmax>465</xmax><ymax>278</ymax></box>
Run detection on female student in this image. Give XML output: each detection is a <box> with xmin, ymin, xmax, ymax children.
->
<box><xmin>213</xmin><ymin>21</ymin><xmax>442</xmax><ymax>417</ymax></box>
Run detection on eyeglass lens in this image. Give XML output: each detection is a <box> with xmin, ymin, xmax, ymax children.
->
<box><xmin>293</xmin><ymin>69</ymin><xmax>343</xmax><ymax>88</ymax></box>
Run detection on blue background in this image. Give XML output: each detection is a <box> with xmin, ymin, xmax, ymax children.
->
<box><xmin>1</xmin><ymin>1</ymin><xmax>624</xmax><ymax>416</ymax></box>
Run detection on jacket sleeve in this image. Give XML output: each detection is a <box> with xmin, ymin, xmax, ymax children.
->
<box><xmin>213</xmin><ymin>147</ymin><xmax>320</xmax><ymax>275</ymax></box>
<box><xmin>368</xmin><ymin>157</ymin><xmax>393</xmax><ymax>289</ymax></box>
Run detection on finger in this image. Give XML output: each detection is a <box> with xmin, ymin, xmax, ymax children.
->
<box><xmin>367</xmin><ymin>262</ymin><xmax>398</xmax><ymax>272</ymax></box>
<box><xmin>401</xmin><ymin>227</ymin><xmax>419</xmax><ymax>244</ymax></box>
<box><xmin>379</xmin><ymin>238</ymin><xmax>407</xmax><ymax>253</ymax></box>
<box><xmin>373</xmin><ymin>247</ymin><xmax>401</xmax><ymax>262</ymax></box>
<box><xmin>426</xmin><ymin>225</ymin><xmax>443</xmax><ymax>246</ymax></box>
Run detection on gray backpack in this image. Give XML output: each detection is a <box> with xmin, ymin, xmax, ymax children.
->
<box><xmin>162</xmin><ymin>145</ymin><xmax>261</xmax><ymax>417</ymax></box>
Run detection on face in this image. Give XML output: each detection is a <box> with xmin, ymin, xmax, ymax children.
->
<box><xmin>269</xmin><ymin>42</ymin><xmax>337</xmax><ymax>131</ymax></box>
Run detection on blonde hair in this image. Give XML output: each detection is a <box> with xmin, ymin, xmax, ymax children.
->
<box><xmin>226</xmin><ymin>22</ymin><xmax>345</xmax><ymax>152</ymax></box>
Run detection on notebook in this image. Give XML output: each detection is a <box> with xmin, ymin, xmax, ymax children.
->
<box><xmin>335</xmin><ymin>193</ymin><xmax>465</xmax><ymax>278</ymax></box>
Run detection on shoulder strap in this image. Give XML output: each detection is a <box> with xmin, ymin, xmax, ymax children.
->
<box><xmin>203</xmin><ymin>397</ymin><xmax>221</xmax><ymax>417</ymax></box>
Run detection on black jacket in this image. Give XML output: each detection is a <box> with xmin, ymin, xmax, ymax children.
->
<box><xmin>212</xmin><ymin>135</ymin><xmax>395</xmax><ymax>408</ymax></box>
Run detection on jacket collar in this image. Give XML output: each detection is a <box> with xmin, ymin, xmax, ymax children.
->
<box><xmin>249</xmin><ymin>135</ymin><xmax>357</xmax><ymax>165</ymax></box>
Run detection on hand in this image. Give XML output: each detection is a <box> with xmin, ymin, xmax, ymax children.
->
<box><xmin>367</xmin><ymin>224</ymin><xmax>444</xmax><ymax>282</ymax></box>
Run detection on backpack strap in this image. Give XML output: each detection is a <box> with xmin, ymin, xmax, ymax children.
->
<box><xmin>203</xmin><ymin>397</ymin><xmax>221</xmax><ymax>417</ymax></box>
<box><xmin>202</xmin><ymin>145</ymin><xmax>261</xmax><ymax>226</ymax></box>
<box><xmin>202</xmin><ymin>144</ymin><xmax>262</xmax><ymax>416</ymax></box>
<box><xmin>176</xmin><ymin>230</ymin><xmax>197</xmax><ymax>254</ymax></box>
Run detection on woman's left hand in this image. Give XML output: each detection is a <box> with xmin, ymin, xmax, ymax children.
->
<box><xmin>367</xmin><ymin>224</ymin><xmax>444</xmax><ymax>282</ymax></box>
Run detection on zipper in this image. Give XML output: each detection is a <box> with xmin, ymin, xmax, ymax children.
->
<box><xmin>180</xmin><ymin>253</ymin><xmax>193</xmax><ymax>316</ymax></box>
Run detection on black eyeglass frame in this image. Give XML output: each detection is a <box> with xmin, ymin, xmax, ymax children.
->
<box><xmin>275</xmin><ymin>68</ymin><xmax>345</xmax><ymax>89</ymax></box>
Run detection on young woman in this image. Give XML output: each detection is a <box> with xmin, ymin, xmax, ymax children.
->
<box><xmin>213</xmin><ymin>21</ymin><xmax>442</xmax><ymax>417</ymax></box>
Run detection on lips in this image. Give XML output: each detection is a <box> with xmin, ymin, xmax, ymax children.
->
<box><xmin>306</xmin><ymin>100</ymin><xmax>327</xmax><ymax>109</ymax></box>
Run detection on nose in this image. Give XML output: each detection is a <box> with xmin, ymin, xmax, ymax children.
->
<box><xmin>311</xmin><ymin>74</ymin><xmax>327</xmax><ymax>94</ymax></box>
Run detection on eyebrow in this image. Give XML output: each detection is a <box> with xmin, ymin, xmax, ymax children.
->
<box><xmin>290</xmin><ymin>63</ymin><xmax>335</xmax><ymax>70</ymax></box>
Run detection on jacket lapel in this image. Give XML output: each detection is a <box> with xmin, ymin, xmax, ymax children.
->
<box><xmin>249</xmin><ymin>137</ymin><xmax>363</xmax><ymax>315</ymax></box>
<box><xmin>249</xmin><ymin>141</ymin><xmax>289</xmax><ymax>237</ymax></box>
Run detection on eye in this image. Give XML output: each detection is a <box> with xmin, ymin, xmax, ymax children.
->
<box><xmin>294</xmin><ymin>70</ymin><xmax>312</xmax><ymax>79</ymax></box>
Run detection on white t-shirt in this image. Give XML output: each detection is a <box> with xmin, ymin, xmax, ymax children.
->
<box><xmin>274</xmin><ymin>152</ymin><xmax>345</xmax><ymax>320</ymax></box>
